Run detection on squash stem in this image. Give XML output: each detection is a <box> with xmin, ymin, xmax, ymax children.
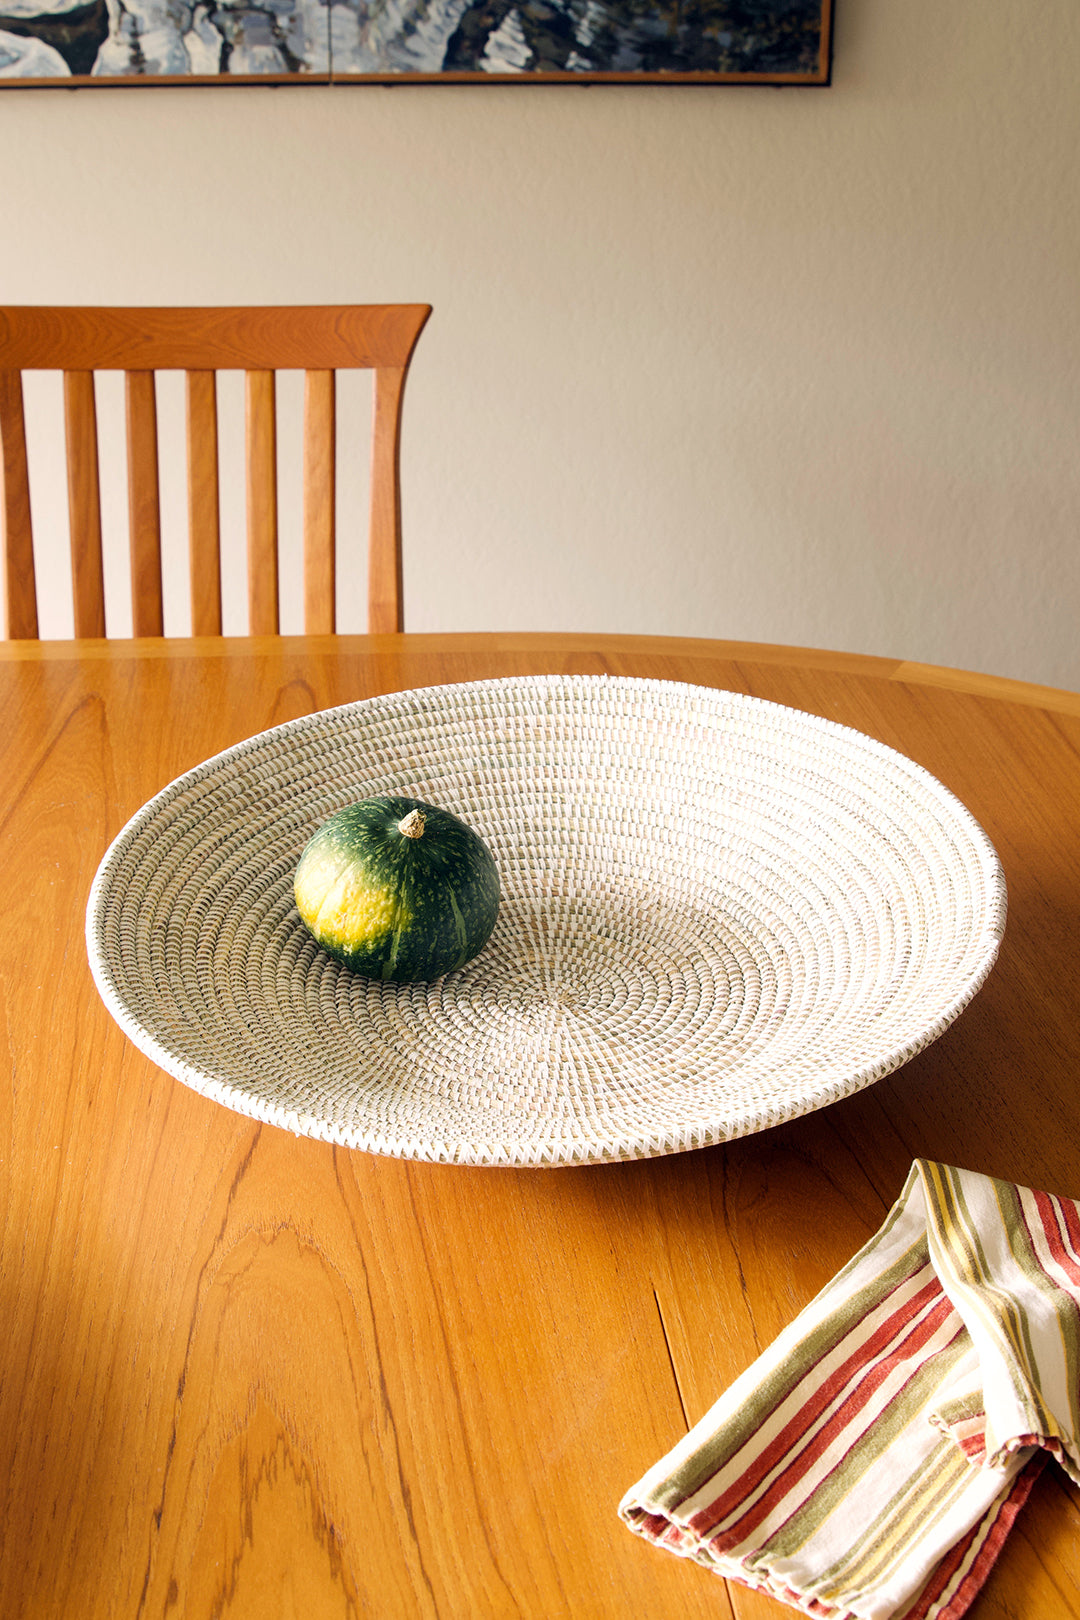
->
<box><xmin>398</xmin><ymin>809</ymin><xmax>426</xmax><ymax>840</ymax></box>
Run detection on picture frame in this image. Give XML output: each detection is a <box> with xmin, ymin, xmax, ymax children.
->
<box><xmin>0</xmin><ymin>0</ymin><xmax>832</xmax><ymax>86</ymax></box>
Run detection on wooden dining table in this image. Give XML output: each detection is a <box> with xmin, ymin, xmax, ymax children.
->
<box><xmin>2</xmin><ymin>629</ymin><xmax>1079</xmax><ymax>1620</ymax></box>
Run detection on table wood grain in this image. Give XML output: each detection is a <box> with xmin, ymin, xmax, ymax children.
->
<box><xmin>1</xmin><ymin>632</ymin><xmax>1078</xmax><ymax>1620</ymax></box>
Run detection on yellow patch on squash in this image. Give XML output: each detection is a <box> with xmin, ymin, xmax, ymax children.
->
<box><xmin>295</xmin><ymin>847</ymin><xmax>410</xmax><ymax>954</ymax></box>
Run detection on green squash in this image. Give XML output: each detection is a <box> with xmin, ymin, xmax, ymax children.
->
<box><xmin>294</xmin><ymin>796</ymin><xmax>500</xmax><ymax>982</ymax></box>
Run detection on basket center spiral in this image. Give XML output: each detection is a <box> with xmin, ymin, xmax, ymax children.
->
<box><xmin>336</xmin><ymin>885</ymin><xmax>795</xmax><ymax>1121</ymax></box>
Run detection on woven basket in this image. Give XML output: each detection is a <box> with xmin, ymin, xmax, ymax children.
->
<box><xmin>86</xmin><ymin>675</ymin><xmax>1005</xmax><ymax>1167</ymax></box>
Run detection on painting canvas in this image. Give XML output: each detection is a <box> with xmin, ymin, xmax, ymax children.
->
<box><xmin>0</xmin><ymin>0</ymin><xmax>831</xmax><ymax>82</ymax></box>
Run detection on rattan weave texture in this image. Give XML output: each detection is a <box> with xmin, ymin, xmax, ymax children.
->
<box><xmin>86</xmin><ymin>675</ymin><xmax>1005</xmax><ymax>1166</ymax></box>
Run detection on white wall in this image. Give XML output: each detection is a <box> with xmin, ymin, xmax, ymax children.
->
<box><xmin>4</xmin><ymin>2</ymin><xmax>1079</xmax><ymax>686</ymax></box>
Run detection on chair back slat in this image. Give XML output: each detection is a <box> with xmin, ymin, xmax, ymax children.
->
<box><xmin>368</xmin><ymin>366</ymin><xmax>408</xmax><ymax>635</ymax></box>
<box><xmin>63</xmin><ymin>371</ymin><xmax>106</xmax><ymax>639</ymax></box>
<box><xmin>303</xmin><ymin>369</ymin><xmax>336</xmax><ymax>636</ymax></box>
<box><xmin>125</xmin><ymin>370</ymin><xmax>164</xmax><ymax>638</ymax></box>
<box><xmin>0</xmin><ymin>304</ymin><xmax>430</xmax><ymax>639</ymax></box>
<box><xmin>186</xmin><ymin>370</ymin><xmax>222</xmax><ymax>637</ymax></box>
<box><xmin>245</xmin><ymin>369</ymin><xmax>279</xmax><ymax>637</ymax></box>
<box><xmin>0</xmin><ymin>369</ymin><xmax>38</xmax><ymax>639</ymax></box>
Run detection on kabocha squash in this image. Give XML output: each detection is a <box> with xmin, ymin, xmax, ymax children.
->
<box><xmin>294</xmin><ymin>796</ymin><xmax>500</xmax><ymax>983</ymax></box>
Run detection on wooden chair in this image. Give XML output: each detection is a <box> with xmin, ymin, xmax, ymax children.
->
<box><xmin>0</xmin><ymin>304</ymin><xmax>431</xmax><ymax>639</ymax></box>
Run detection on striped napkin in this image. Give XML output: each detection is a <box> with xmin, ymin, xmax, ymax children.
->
<box><xmin>620</xmin><ymin>1160</ymin><xmax>1080</xmax><ymax>1619</ymax></box>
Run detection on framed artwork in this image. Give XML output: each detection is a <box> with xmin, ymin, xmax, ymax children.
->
<box><xmin>0</xmin><ymin>0</ymin><xmax>831</xmax><ymax>84</ymax></box>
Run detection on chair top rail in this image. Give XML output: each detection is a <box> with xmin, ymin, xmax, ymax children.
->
<box><xmin>0</xmin><ymin>305</ymin><xmax>432</xmax><ymax>374</ymax></box>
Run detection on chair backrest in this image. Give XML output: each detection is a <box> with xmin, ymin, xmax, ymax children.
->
<box><xmin>0</xmin><ymin>304</ymin><xmax>431</xmax><ymax>639</ymax></box>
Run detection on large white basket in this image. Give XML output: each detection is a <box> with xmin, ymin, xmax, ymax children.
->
<box><xmin>86</xmin><ymin>675</ymin><xmax>1005</xmax><ymax>1167</ymax></box>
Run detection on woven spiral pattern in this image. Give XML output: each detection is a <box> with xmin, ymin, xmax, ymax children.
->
<box><xmin>86</xmin><ymin>675</ymin><xmax>1005</xmax><ymax>1167</ymax></box>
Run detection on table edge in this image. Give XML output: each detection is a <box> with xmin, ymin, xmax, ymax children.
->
<box><xmin>2</xmin><ymin>632</ymin><xmax>1077</xmax><ymax>717</ymax></box>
